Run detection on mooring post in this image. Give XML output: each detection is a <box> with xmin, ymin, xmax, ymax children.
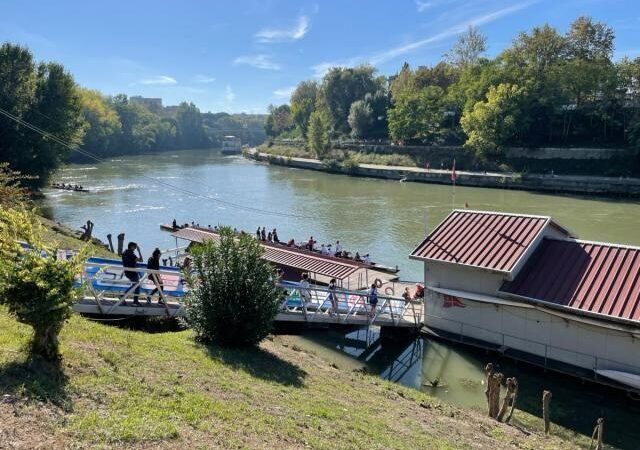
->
<box><xmin>117</xmin><ymin>233</ymin><xmax>125</xmax><ymax>256</ymax></box>
<box><xmin>106</xmin><ymin>233</ymin><xmax>114</xmax><ymax>253</ymax></box>
<box><xmin>542</xmin><ymin>390</ymin><xmax>552</xmax><ymax>434</ymax></box>
<box><xmin>596</xmin><ymin>418</ymin><xmax>604</xmax><ymax>450</ymax></box>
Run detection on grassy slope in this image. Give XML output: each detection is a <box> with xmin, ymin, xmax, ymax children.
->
<box><xmin>0</xmin><ymin>311</ymin><xmax>591</xmax><ymax>450</ymax></box>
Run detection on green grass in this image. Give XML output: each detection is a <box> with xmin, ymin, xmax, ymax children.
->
<box><xmin>0</xmin><ymin>309</ymin><xmax>591</xmax><ymax>450</ymax></box>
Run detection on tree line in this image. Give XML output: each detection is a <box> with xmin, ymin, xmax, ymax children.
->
<box><xmin>265</xmin><ymin>16</ymin><xmax>640</xmax><ymax>163</ymax></box>
<box><xmin>0</xmin><ymin>42</ymin><xmax>266</xmax><ymax>188</ymax></box>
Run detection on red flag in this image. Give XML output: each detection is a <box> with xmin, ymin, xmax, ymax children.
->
<box><xmin>443</xmin><ymin>294</ymin><xmax>465</xmax><ymax>308</ymax></box>
<box><xmin>451</xmin><ymin>159</ymin><xmax>457</xmax><ymax>183</ymax></box>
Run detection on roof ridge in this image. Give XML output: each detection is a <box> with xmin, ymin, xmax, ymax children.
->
<box><xmin>546</xmin><ymin>236</ymin><xmax>640</xmax><ymax>252</ymax></box>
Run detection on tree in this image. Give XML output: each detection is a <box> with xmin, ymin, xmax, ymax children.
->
<box><xmin>566</xmin><ymin>16</ymin><xmax>614</xmax><ymax>61</ymax></box>
<box><xmin>265</xmin><ymin>104</ymin><xmax>293</xmax><ymax>137</ymax></box>
<box><xmin>461</xmin><ymin>83</ymin><xmax>528</xmax><ymax>156</ymax></box>
<box><xmin>0</xmin><ymin>196</ymin><xmax>84</xmax><ymax>360</ymax></box>
<box><xmin>348</xmin><ymin>100</ymin><xmax>373</xmax><ymax>138</ymax></box>
<box><xmin>0</xmin><ymin>43</ymin><xmax>84</xmax><ymax>187</ymax></box>
<box><xmin>319</xmin><ymin>65</ymin><xmax>383</xmax><ymax>134</ymax></box>
<box><xmin>176</xmin><ymin>102</ymin><xmax>208</xmax><ymax>148</ymax></box>
<box><xmin>445</xmin><ymin>25</ymin><xmax>487</xmax><ymax>69</ymax></box>
<box><xmin>290</xmin><ymin>81</ymin><xmax>319</xmax><ymax>136</ymax></box>
<box><xmin>388</xmin><ymin>86</ymin><xmax>445</xmax><ymax>144</ymax></box>
<box><xmin>307</xmin><ymin>109</ymin><xmax>330</xmax><ymax>158</ymax></box>
<box><xmin>184</xmin><ymin>228</ymin><xmax>280</xmax><ymax>347</ymax></box>
<box><xmin>78</xmin><ymin>88</ymin><xmax>122</xmax><ymax>156</ymax></box>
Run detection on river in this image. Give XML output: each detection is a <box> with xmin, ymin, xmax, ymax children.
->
<box><xmin>42</xmin><ymin>149</ymin><xmax>640</xmax><ymax>449</ymax></box>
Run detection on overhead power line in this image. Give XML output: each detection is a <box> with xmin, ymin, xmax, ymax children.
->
<box><xmin>0</xmin><ymin>106</ymin><xmax>314</xmax><ymax>220</ymax></box>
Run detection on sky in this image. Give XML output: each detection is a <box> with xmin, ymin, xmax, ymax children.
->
<box><xmin>1</xmin><ymin>0</ymin><xmax>639</xmax><ymax>114</ymax></box>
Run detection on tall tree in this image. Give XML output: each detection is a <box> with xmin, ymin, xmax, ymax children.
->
<box><xmin>319</xmin><ymin>65</ymin><xmax>383</xmax><ymax>134</ymax></box>
<box><xmin>290</xmin><ymin>81</ymin><xmax>318</xmax><ymax>137</ymax></box>
<box><xmin>445</xmin><ymin>26</ymin><xmax>487</xmax><ymax>69</ymax></box>
<box><xmin>264</xmin><ymin>104</ymin><xmax>293</xmax><ymax>137</ymax></box>
<box><xmin>176</xmin><ymin>102</ymin><xmax>207</xmax><ymax>148</ymax></box>
<box><xmin>307</xmin><ymin>109</ymin><xmax>329</xmax><ymax>158</ymax></box>
<box><xmin>388</xmin><ymin>86</ymin><xmax>445</xmax><ymax>144</ymax></box>
<box><xmin>0</xmin><ymin>44</ymin><xmax>84</xmax><ymax>187</ymax></box>
<box><xmin>78</xmin><ymin>88</ymin><xmax>121</xmax><ymax>156</ymax></box>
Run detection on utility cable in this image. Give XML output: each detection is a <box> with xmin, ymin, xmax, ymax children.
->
<box><xmin>0</xmin><ymin>105</ymin><xmax>316</xmax><ymax>219</ymax></box>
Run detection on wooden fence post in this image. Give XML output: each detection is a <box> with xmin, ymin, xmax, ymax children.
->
<box><xmin>542</xmin><ymin>390</ymin><xmax>552</xmax><ymax>434</ymax></box>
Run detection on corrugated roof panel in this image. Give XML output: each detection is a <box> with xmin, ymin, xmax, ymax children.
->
<box><xmin>410</xmin><ymin>210</ymin><xmax>561</xmax><ymax>273</ymax></box>
<box><xmin>173</xmin><ymin>228</ymin><xmax>359</xmax><ymax>280</ymax></box>
<box><xmin>501</xmin><ymin>238</ymin><xmax>640</xmax><ymax>324</ymax></box>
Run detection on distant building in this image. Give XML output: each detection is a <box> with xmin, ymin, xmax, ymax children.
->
<box><xmin>221</xmin><ymin>136</ymin><xmax>242</xmax><ymax>154</ymax></box>
<box><xmin>130</xmin><ymin>96</ymin><xmax>162</xmax><ymax>112</ymax></box>
<box><xmin>160</xmin><ymin>105</ymin><xmax>179</xmax><ymax>118</ymax></box>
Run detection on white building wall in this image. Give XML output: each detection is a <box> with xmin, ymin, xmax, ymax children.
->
<box><xmin>426</xmin><ymin>288</ymin><xmax>640</xmax><ymax>373</ymax></box>
<box><xmin>424</xmin><ymin>262</ymin><xmax>504</xmax><ymax>296</ymax></box>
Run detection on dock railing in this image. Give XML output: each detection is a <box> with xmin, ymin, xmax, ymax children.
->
<box><xmin>277</xmin><ymin>282</ymin><xmax>423</xmax><ymax>327</ymax></box>
<box><xmin>426</xmin><ymin>313</ymin><xmax>640</xmax><ymax>386</ymax></box>
<box><xmin>78</xmin><ymin>261</ymin><xmax>187</xmax><ymax>317</ymax></box>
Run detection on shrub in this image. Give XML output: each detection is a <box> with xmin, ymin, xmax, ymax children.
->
<box><xmin>321</xmin><ymin>158</ymin><xmax>341</xmax><ymax>172</ymax></box>
<box><xmin>184</xmin><ymin>227</ymin><xmax>280</xmax><ymax>347</ymax></box>
<box><xmin>341</xmin><ymin>156</ymin><xmax>360</xmax><ymax>173</ymax></box>
<box><xmin>0</xmin><ymin>207</ymin><xmax>84</xmax><ymax>361</ymax></box>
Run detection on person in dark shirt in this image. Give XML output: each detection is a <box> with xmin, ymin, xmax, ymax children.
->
<box><xmin>147</xmin><ymin>248</ymin><xmax>163</xmax><ymax>304</ymax></box>
<box><xmin>122</xmin><ymin>242</ymin><xmax>143</xmax><ymax>305</ymax></box>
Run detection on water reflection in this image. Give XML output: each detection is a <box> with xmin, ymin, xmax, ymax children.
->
<box><xmin>289</xmin><ymin>328</ymin><xmax>640</xmax><ymax>450</ymax></box>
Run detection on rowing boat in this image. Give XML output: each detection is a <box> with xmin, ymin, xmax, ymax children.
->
<box><xmin>50</xmin><ymin>185</ymin><xmax>90</xmax><ymax>192</ymax></box>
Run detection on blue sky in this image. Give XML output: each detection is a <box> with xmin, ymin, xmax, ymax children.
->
<box><xmin>2</xmin><ymin>0</ymin><xmax>639</xmax><ymax>113</ymax></box>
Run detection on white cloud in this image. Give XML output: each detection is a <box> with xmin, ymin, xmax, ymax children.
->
<box><xmin>225</xmin><ymin>85</ymin><xmax>235</xmax><ymax>103</ymax></box>
<box><xmin>415</xmin><ymin>1</ymin><xmax>433</xmax><ymax>12</ymax></box>
<box><xmin>233</xmin><ymin>54</ymin><xmax>282</xmax><ymax>70</ymax></box>
<box><xmin>273</xmin><ymin>86</ymin><xmax>295</xmax><ymax>100</ymax></box>
<box><xmin>255</xmin><ymin>16</ymin><xmax>309</xmax><ymax>43</ymax></box>
<box><xmin>139</xmin><ymin>75</ymin><xmax>177</xmax><ymax>85</ymax></box>
<box><xmin>311</xmin><ymin>1</ymin><xmax>537</xmax><ymax>77</ymax></box>
<box><xmin>194</xmin><ymin>74</ymin><xmax>216</xmax><ymax>83</ymax></box>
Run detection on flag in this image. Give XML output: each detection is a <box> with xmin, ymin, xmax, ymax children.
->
<box><xmin>443</xmin><ymin>294</ymin><xmax>465</xmax><ymax>308</ymax></box>
<box><xmin>451</xmin><ymin>159</ymin><xmax>457</xmax><ymax>183</ymax></box>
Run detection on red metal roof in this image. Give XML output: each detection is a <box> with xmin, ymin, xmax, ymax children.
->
<box><xmin>410</xmin><ymin>210</ymin><xmax>566</xmax><ymax>273</ymax></box>
<box><xmin>501</xmin><ymin>238</ymin><xmax>640</xmax><ymax>323</ymax></box>
<box><xmin>172</xmin><ymin>228</ymin><xmax>359</xmax><ymax>280</ymax></box>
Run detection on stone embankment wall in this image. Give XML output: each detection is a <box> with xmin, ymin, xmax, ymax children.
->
<box><xmin>270</xmin><ymin>140</ymin><xmax>633</xmax><ymax>176</ymax></box>
<box><xmin>247</xmin><ymin>149</ymin><xmax>640</xmax><ymax>197</ymax></box>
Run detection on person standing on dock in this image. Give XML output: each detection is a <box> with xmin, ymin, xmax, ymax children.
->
<box><xmin>256</xmin><ymin>227</ymin><xmax>261</xmax><ymax>240</ymax></box>
<box><xmin>147</xmin><ymin>248</ymin><xmax>164</xmax><ymax>304</ymax></box>
<box><xmin>363</xmin><ymin>254</ymin><xmax>371</xmax><ymax>265</ymax></box>
<box><xmin>272</xmin><ymin>228</ymin><xmax>279</xmax><ymax>243</ymax></box>
<box><xmin>267</xmin><ymin>230</ymin><xmax>273</xmax><ymax>242</ymax></box>
<box><xmin>122</xmin><ymin>242</ymin><xmax>143</xmax><ymax>306</ymax></box>
<box><xmin>335</xmin><ymin>241</ymin><xmax>342</xmax><ymax>257</ymax></box>
<box><xmin>261</xmin><ymin>227</ymin><xmax>266</xmax><ymax>241</ymax></box>
<box><xmin>328</xmin><ymin>278</ymin><xmax>339</xmax><ymax>316</ymax></box>
<box><xmin>368</xmin><ymin>283</ymin><xmax>379</xmax><ymax>318</ymax></box>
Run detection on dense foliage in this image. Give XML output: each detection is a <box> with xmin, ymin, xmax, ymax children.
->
<box><xmin>0</xmin><ymin>179</ymin><xmax>84</xmax><ymax>360</ymax></box>
<box><xmin>0</xmin><ymin>42</ymin><xmax>267</xmax><ymax>184</ymax></box>
<box><xmin>184</xmin><ymin>228</ymin><xmax>280</xmax><ymax>347</ymax></box>
<box><xmin>265</xmin><ymin>17</ymin><xmax>640</xmax><ymax>164</ymax></box>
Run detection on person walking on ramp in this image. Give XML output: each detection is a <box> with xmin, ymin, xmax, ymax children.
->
<box><xmin>122</xmin><ymin>242</ymin><xmax>143</xmax><ymax>306</ymax></box>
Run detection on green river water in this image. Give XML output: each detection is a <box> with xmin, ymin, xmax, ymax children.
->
<box><xmin>42</xmin><ymin>149</ymin><xmax>640</xmax><ymax>449</ymax></box>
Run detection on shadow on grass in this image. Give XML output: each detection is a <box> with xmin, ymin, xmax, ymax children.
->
<box><xmin>0</xmin><ymin>355</ymin><xmax>69</xmax><ymax>410</ymax></box>
<box><xmin>204</xmin><ymin>343</ymin><xmax>307</xmax><ymax>388</ymax></box>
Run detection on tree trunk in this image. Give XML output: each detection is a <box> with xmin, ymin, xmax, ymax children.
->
<box><xmin>32</xmin><ymin>325</ymin><xmax>61</xmax><ymax>361</ymax></box>
<box><xmin>542</xmin><ymin>390</ymin><xmax>552</xmax><ymax>434</ymax></box>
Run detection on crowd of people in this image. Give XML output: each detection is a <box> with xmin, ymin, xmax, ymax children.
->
<box><xmin>52</xmin><ymin>182</ymin><xmax>85</xmax><ymax>191</ymax></box>
<box><xmin>254</xmin><ymin>226</ymin><xmax>374</xmax><ymax>265</ymax></box>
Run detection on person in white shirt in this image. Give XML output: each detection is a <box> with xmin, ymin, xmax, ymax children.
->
<box><xmin>363</xmin><ymin>254</ymin><xmax>371</xmax><ymax>265</ymax></box>
<box><xmin>320</xmin><ymin>244</ymin><xmax>328</xmax><ymax>255</ymax></box>
<box><xmin>299</xmin><ymin>273</ymin><xmax>311</xmax><ymax>308</ymax></box>
<box><xmin>335</xmin><ymin>241</ymin><xmax>342</xmax><ymax>257</ymax></box>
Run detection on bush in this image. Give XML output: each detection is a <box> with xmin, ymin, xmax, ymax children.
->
<box><xmin>321</xmin><ymin>158</ymin><xmax>342</xmax><ymax>172</ymax></box>
<box><xmin>0</xmin><ymin>207</ymin><xmax>84</xmax><ymax>361</ymax></box>
<box><xmin>184</xmin><ymin>228</ymin><xmax>280</xmax><ymax>347</ymax></box>
<box><xmin>341</xmin><ymin>156</ymin><xmax>360</xmax><ymax>173</ymax></box>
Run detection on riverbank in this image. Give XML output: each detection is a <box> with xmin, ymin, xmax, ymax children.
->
<box><xmin>1</xmin><ymin>310</ymin><xmax>592</xmax><ymax>449</ymax></box>
<box><xmin>246</xmin><ymin>148</ymin><xmax>640</xmax><ymax>197</ymax></box>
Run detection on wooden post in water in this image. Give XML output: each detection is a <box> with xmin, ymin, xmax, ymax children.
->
<box><xmin>505</xmin><ymin>377</ymin><xmax>518</xmax><ymax>424</ymax></box>
<box><xmin>595</xmin><ymin>418</ymin><xmax>604</xmax><ymax>450</ymax></box>
<box><xmin>498</xmin><ymin>377</ymin><xmax>518</xmax><ymax>422</ymax></box>
<box><xmin>484</xmin><ymin>363</ymin><xmax>494</xmax><ymax>414</ymax></box>
<box><xmin>542</xmin><ymin>390</ymin><xmax>552</xmax><ymax>434</ymax></box>
<box><xmin>117</xmin><ymin>233</ymin><xmax>125</xmax><ymax>256</ymax></box>
<box><xmin>106</xmin><ymin>234</ymin><xmax>114</xmax><ymax>253</ymax></box>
